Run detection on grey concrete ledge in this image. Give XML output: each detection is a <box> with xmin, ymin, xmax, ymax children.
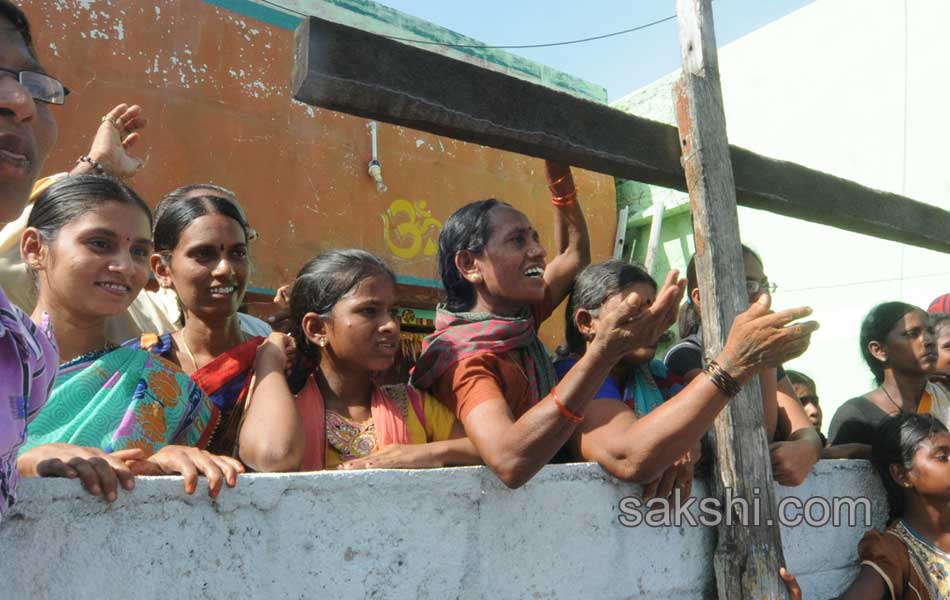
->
<box><xmin>0</xmin><ymin>460</ymin><xmax>885</xmax><ymax>599</ymax></box>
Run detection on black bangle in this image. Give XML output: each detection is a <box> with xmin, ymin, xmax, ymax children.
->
<box><xmin>77</xmin><ymin>155</ymin><xmax>106</xmax><ymax>175</ymax></box>
<box><xmin>704</xmin><ymin>360</ymin><xmax>742</xmax><ymax>397</ymax></box>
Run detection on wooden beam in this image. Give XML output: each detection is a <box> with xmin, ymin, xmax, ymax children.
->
<box><xmin>292</xmin><ymin>15</ymin><xmax>950</xmax><ymax>253</ymax></box>
<box><xmin>675</xmin><ymin>2</ymin><xmax>789</xmax><ymax>598</ymax></box>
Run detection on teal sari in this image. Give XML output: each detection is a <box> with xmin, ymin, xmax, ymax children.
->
<box><xmin>20</xmin><ymin>344</ymin><xmax>216</xmax><ymax>455</ymax></box>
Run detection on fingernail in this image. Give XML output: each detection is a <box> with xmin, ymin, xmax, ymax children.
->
<box><xmin>90</xmin><ymin>485</ymin><xmax>100</xmax><ymax>494</ymax></box>
<box><xmin>107</xmin><ymin>492</ymin><xmax>116</xmax><ymax>502</ymax></box>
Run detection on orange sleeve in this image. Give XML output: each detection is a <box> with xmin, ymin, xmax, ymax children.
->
<box><xmin>857</xmin><ymin>529</ymin><xmax>909</xmax><ymax>600</ymax></box>
<box><xmin>435</xmin><ymin>354</ymin><xmax>507</xmax><ymax>422</ymax></box>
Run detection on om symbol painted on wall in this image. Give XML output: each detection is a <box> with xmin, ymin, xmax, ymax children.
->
<box><xmin>380</xmin><ymin>199</ymin><xmax>442</xmax><ymax>260</ymax></box>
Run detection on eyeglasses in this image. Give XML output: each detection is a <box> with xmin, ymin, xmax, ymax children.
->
<box><xmin>745</xmin><ymin>279</ymin><xmax>777</xmax><ymax>296</ymax></box>
<box><xmin>0</xmin><ymin>68</ymin><xmax>69</xmax><ymax>105</ymax></box>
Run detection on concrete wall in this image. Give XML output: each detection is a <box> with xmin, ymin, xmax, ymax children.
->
<box><xmin>0</xmin><ymin>460</ymin><xmax>885</xmax><ymax>599</ymax></box>
<box><xmin>613</xmin><ymin>0</ymin><xmax>950</xmax><ymax>431</ymax></box>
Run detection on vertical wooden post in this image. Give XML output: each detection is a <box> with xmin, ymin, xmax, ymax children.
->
<box><xmin>674</xmin><ymin>1</ymin><xmax>789</xmax><ymax>598</ymax></box>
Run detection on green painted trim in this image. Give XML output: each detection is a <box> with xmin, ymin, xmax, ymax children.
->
<box><xmin>627</xmin><ymin>202</ymin><xmax>692</xmax><ymax>228</ymax></box>
<box><xmin>200</xmin><ymin>0</ymin><xmax>606</xmax><ymax>103</ymax></box>
<box><xmin>246</xmin><ymin>285</ymin><xmax>278</xmax><ymax>296</ymax></box>
<box><xmin>202</xmin><ymin>0</ymin><xmax>302</xmax><ymax>29</ymax></box>
<box><xmin>396</xmin><ymin>275</ymin><xmax>443</xmax><ymax>289</ymax></box>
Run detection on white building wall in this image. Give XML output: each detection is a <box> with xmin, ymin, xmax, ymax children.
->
<box><xmin>0</xmin><ymin>462</ymin><xmax>885</xmax><ymax>599</ymax></box>
<box><xmin>614</xmin><ymin>0</ymin><xmax>950</xmax><ymax>427</ymax></box>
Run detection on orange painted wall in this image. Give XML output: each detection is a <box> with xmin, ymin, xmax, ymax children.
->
<box><xmin>22</xmin><ymin>0</ymin><xmax>616</xmax><ymax>347</ymax></box>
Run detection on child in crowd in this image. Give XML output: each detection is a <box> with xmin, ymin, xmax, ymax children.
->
<box><xmin>239</xmin><ymin>249</ymin><xmax>480</xmax><ymax>472</ymax></box>
<box><xmin>556</xmin><ymin>260</ymin><xmax>818</xmax><ymax>497</ymax></box>
<box><xmin>16</xmin><ymin>176</ymin><xmax>243</xmax><ymax>499</ymax></box>
<box><xmin>409</xmin><ymin>161</ymin><xmax>686</xmax><ymax>488</ymax></box>
<box><xmin>783</xmin><ymin>413</ymin><xmax>950</xmax><ymax>599</ymax></box>
<box><xmin>0</xmin><ymin>0</ymin><xmax>60</xmax><ymax>519</ymax></box>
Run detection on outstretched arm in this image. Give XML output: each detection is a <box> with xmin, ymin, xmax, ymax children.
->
<box><xmin>461</xmin><ymin>273</ymin><xmax>685</xmax><ymax>488</ymax></box>
<box><xmin>576</xmin><ymin>294</ymin><xmax>818</xmax><ymax>487</ymax></box>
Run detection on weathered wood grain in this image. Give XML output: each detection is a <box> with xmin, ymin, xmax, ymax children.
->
<box><xmin>292</xmin><ymin>15</ymin><xmax>950</xmax><ymax>253</ymax></box>
<box><xmin>675</xmin><ymin>1</ymin><xmax>790</xmax><ymax>598</ymax></box>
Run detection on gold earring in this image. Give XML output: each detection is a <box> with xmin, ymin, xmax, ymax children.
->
<box><xmin>317</xmin><ymin>337</ymin><xmax>327</xmax><ymax>347</ymax></box>
<box><xmin>471</xmin><ymin>273</ymin><xmax>482</xmax><ymax>283</ymax></box>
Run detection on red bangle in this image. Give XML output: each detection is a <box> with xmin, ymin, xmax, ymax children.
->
<box><xmin>551</xmin><ymin>189</ymin><xmax>577</xmax><ymax>207</ymax></box>
<box><xmin>552</xmin><ymin>387</ymin><xmax>584</xmax><ymax>424</ymax></box>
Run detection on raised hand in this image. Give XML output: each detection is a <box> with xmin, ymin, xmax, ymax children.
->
<box><xmin>592</xmin><ymin>269</ymin><xmax>686</xmax><ymax>363</ymax></box>
<box><xmin>255</xmin><ymin>331</ymin><xmax>296</xmax><ymax>374</ymax></box>
<box><xmin>70</xmin><ymin>103</ymin><xmax>147</xmax><ymax>178</ymax></box>
<box><xmin>717</xmin><ymin>293</ymin><xmax>819</xmax><ymax>384</ymax></box>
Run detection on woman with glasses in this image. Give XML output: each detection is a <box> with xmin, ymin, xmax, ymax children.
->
<box><xmin>0</xmin><ymin>0</ymin><xmax>65</xmax><ymax>520</ymax></box>
<box><xmin>664</xmin><ymin>246</ymin><xmax>822</xmax><ymax>486</ymax></box>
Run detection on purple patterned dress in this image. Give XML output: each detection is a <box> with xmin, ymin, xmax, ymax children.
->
<box><xmin>0</xmin><ymin>285</ymin><xmax>57</xmax><ymax>516</ymax></box>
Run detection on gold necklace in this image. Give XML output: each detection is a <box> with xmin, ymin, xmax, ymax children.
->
<box><xmin>178</xmin><ymin>332</ymin><xmax>201</xmax><ymax>372</ymax></box>
<box><xmin>178</xmin><ymin>329</ymin><xmax>245</xmax><ymax>372</ymax></box>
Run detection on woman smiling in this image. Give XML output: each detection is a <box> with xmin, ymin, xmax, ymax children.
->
<box><xmin>410</xmin><ymin>161</ymin><xmax>685</xmax><ymax>488</ymax></box>
<box><xmin>16</xmin><ymin>176</ymin><xmax>243</xmax><ymax>499</ymax></box>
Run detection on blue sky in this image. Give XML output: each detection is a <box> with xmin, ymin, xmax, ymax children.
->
<box><xmin>380</xmin><ymin>0</ymin><xmax>815</xmax><ymax>102</ymax></box>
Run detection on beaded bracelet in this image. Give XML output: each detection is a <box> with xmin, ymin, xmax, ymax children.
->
<box><xmin>552</xmin><ymin>387</ymin><xmax>584</xmax><ymax>424</ymax></box>
<box><xmin>77</xmin><ymin>155</ymin><xmax>106</xmax><ymax>176</ymax></box>
<box><xmin>704</xmin><ymin>360</ymin><xmax>742</xmax><ymax>397</ymax></box>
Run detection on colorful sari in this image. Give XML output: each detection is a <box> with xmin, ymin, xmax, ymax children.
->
<box><xmin>621</xmin><ymin>360</ymin><xmax>684</xmax><ymax>417</ymax></box>
<box><xmin>553</xmin><ymin>357</ymin><xmax>684</xmax><ymax>417</ymax></box>
<box><xmin>20</xmin><ymin>343</ymin><xmax>216</xmax><ymax>456</ymax></box>
<box><xmin>410</xmin><ymin>305</ymin><xmax>556</xmax><ymax>406</ymax></box>
<box><xmin>295</xmin><ymin>373</ymin><xmax>450</xmax><ymax>470</ymax></box>
<box><xmin>129</xmin><ymin>333</ymin><xmax>263</xmax><ymax>455</ymax></box>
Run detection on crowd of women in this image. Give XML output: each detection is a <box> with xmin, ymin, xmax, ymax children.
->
<box><xmin>5</xmin><ymin>3</ymin><xmax>950</xmax><ymax>597</ymax></box>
